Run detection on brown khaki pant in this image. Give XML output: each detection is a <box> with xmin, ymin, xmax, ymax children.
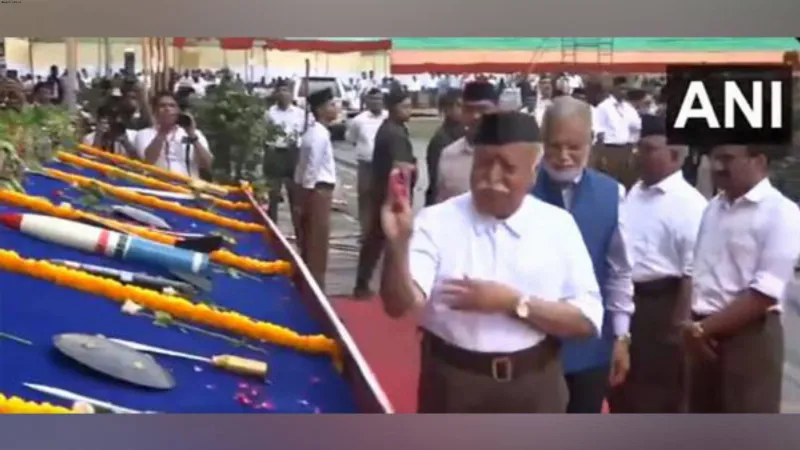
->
<box><xmin>609</xmin><ymin>280</ymin><xmax>686</xmax><ymax>413</ymax></box>
<box><xmin>356</xmin><ymin>160</ymin><xmax>374</xmax><ymax>239</ymax></box>
<box><xmin>591</xmin><ymin>144</ymin><xmax>638</xmax><ymax>189</ymax></box>
<box><xmin>417</xmin><ymin>335</ymin><xmax>568</xmax><ymax>413</ymax></box>
<box><xmin>296</xmin><ymin>183</ymin><xmax>334</xmax><ymax>291</ymax></box>
<box><xmin>687</xmin><ymin>312</ymin><xmax>784</xmax><ymax>413</ymax></box>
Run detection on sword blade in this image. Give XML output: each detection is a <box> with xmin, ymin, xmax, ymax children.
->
<box><xmin>108</xmin><ymin>338</ymin><xmax>211</xmax><ymax>363</ymax></box>
<box><xmin>24</xmin><ymin>383</ymin><xmax>147</xmax><ymax>414</ymax></box>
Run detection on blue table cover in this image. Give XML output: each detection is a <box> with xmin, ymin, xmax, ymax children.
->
<box><xmin>0</xmin><ymin>160</ymin><xmax>357</xmax><ymax>413</ymax></box>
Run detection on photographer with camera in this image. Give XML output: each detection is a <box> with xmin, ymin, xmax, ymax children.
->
<box><xmin>81</xmin><ymin>106</ymin><xmax>138</xmax><ymax>158</ymax></box>
<box><xmin>133</xmin><ymin>91</ymin><xmax>212</xmax><ymax>178</ymax></box>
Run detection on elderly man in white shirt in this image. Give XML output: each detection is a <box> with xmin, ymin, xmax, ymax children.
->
<box><xmin>345</xmin><ymin>88</ymin><xmax>388</xmax><ymax>236</ymax></box>
<box><xmin>532</xmin><ymin>96</ymin><xmax>635</xmax><ymax>414</ymax></box>
<box><xmin>685</xmin><ymin>144</ymin><xmax>800</xmax><ymax>413</ymax></box>
<box><xmin>609</xmin><ymin>115</ymin><xmax>708</xmax><ymax>413</ymax></box>
<box><xmin>380</xmin><ymin>111</ymin><xmax>603</xmax><ymax>413</ymax></box>
<box><xmin>294</xmin><ymin>88</ymin><xmax>339</xmax><ymax>291</ymax></box>
<box><xmin>264</xmin><ymin>78</ymin><xmax>307</xmax><ymax>223</ymax></box>
<box><xmin>134</xmin><ymin>92</ymin><xmax>212</xmax><ymax>179</ymax></box>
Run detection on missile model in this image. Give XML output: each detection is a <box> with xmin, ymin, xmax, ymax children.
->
<box><xmin>0</xmin><ymin>213</ymin><xmax>209</xmax><ymax>274</ymax></box>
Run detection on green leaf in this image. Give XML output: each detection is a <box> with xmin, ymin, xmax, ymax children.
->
<box><xmin>153</xmin><ymin>311</ymin><xmax>174</xmax><ymax>328</ymax></box>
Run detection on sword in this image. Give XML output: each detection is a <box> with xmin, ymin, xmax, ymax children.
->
<box><xmin>108</xmin><ymin>338</ymin><xmax>268</xmax><ymax>378</ymax></box>
<box><xmin>24</xmin><ymin>383</ymin><xmax>155</xmax><ymax>414</ymax></box>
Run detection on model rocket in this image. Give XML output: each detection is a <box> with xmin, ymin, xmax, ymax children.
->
<box><xmin>0</xmin><ymin>213</ymin><xmax>209</xmax><ymax>274</ymax></box>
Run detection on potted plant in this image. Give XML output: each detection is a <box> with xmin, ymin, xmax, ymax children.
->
<box><xmin>192</xmin><ymin>80</ymin><xmax>284</xmax><ymax>201</ymax></box>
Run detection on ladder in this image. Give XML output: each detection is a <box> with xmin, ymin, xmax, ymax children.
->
<box><xmin>560</xmin><ymin>38</ymin><xmax>615</xmax><ymax>66</ymax></box>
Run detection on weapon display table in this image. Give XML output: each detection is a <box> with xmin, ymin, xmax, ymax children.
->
<box><xmin>0</xmin><ymin>148</ymin><xmax>385</xmax><ymax>413</ymax></box>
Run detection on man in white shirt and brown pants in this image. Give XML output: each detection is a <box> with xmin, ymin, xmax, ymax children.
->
<box><xmin>345</xmin><ymin>88</ymin><xmax>388</xmax><ymax>236</ymax></box>
<box><xmin>592</xmin><ymin>77</ymin><xmax>642</xmax><ymax>188</ymax></box>
<box><xmin>380</xmin><ymin>111</ymin><xmax>603</xmax><ymax>413</ymax></box>
<box><xmin>294</xmin><ymin>88</ymin><xmax>339</xmax><ymax>291</ymax></box>
<box><xmin>265</xmin><ymin>78</ymin><xmax>306</xmax><ymax>224</ymax></box>
<box><xmin>685</xmin><ymin>144</ymin><xmax>800</xmax><ymax>413</ymax></box>
<box><xmin>609</xmin><ymin>115</ymin><xmax>708</xmax><ymax>413</ymax></box>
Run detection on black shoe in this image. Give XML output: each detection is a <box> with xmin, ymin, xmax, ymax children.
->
<box><xmin>352</xmin><ymin>285</ymin><xmax>375</xmax><ymax>300</ymax></box>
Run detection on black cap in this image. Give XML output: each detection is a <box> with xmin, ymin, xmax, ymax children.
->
<box><xmin>274</xmin><ymin>78</ymin><xmax>290</xmax><ymax>88</ymax></box>
<box><xmin>463</xmin><ymin>81</ymin><xmax>498</xmax><ymax>103</ymax></box>
<box><xmin>307</xmin><ymin>88</ymin><xmax>334</xmax><ymax>109</ymax></box>
<box><xmin>473</xmin><ymin>111</ymin><xmax>541</xmax><ymax>146</ymax></box>
<box><xmin>366</xmin><ymin>87</ymin><xmax>382</xmax><ymax>96</ymax></box>
<box><xmin>639</xmin><ymin>114</ymin><xmax>667</xmax><ymax>138</ymax></box>
<box><xmin>385</xmin><ymin>89</ymin><xmax>409</xmax><ymax>107</ymax></box>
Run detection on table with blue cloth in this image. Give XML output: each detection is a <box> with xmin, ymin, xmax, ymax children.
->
<box><xmin>0</xmin><ymin>159</ymin><xmax>360</xmax><ymax>413</ymax></box>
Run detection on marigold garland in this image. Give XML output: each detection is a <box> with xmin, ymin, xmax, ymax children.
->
<box><xmin>0</xmin><ymin>189</ymin><xmax>293</xmax><ymax>277</ymax></box>
<box><xmin>57</xmin><ymin>152</ymin><xmax>252</xmax><ymax>211</ymax></box>
<box><xmin>43</xmin><ymin>168</ymin><xmax>266</xmax><ymax>234</ymax></box>
<box><xmin>0</xmin><ymin>393</ymin><xmax>76</xmax><ymax>414</ymax></box>
<box><xmin>76</xmin><ymin>144</ymin><xmax>241</xmax><ymax>195</ymax></box>
<box><xmin>0</xmin><ymin>249</ymin><xmax>340</xmax><ymax>359</ymax></box>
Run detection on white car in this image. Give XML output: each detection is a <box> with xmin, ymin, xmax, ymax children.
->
<box><xmin>292</xmin><ymin>76</ymin><xmax>356</xmax><ymax>122</ymax></box>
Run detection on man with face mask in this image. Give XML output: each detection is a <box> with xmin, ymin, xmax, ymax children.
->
<box><xmin>434</xmin><ymin>81</ymin><xmax>498</xmax><ymax>204</ymax></box>
<box><xmin>379</xmin><ymin>111</ymin><xmax>603</xmax><ymax>413</ymax></box>
<box><xmin>531</xmin><ymin>96</ymin><xmax>634</xmax><ymax>414</ymax></box>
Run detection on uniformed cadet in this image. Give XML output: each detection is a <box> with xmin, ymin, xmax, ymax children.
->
<box><xmin>353</xmin><ymin>89</ymin><xmax>414</xmax><ymax>299</ymax></box>
<box><xmin>685</xmin><ymin>144</ymin><xmax>800</xmax><ymax>413</ymax></box>
<box><xmin>265</xmin><ymin>78</ymin><xmax>306</xmax><ymax>224</ymax></box>
<box><xmin>434</xmin><ymin>81</ymin><xmax>498</xmax><ymax>204</ymax></box>
<box><xmin>532</xmin><ymin>96</ymin><xmax>635</xmax><ymax>413</ymax></box>
<box><xmin>608</xmin><ymin>114</ymin><xmax>707</xmax><ymax>413</ymax></box>
<box><xmin>294</xmin><ymin>88</ymin><xmax>338</xmax><ymax>291</ymax></box>
<box><xmin>379</xmin><ymin>111</ymin><xmax>603</xmax><ymax>413</ymax></box>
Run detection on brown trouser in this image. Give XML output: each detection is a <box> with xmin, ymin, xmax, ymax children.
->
<box><xmin>687</xmin><ymin>312</ymin><xmax>784</xmax><ymax>413</ymax></box>
<box><xmin>591</xmin><ymin>144</ymin><xmax>638</xmax><ymax>190</ymax></box>
<box><xmin>609</xmin><ymin>278</ymin><xmax>686</xmax><ymax>413</ymax></box>
<box><xmin>356</xmin><ymin>160</ymin><xmax>374</xmax><ymax>239</ymax></box>
<box><xmin>417</xmin><ymin>332</ymin><xmax>568</xmax><ymax>413</ymax></box>
<box><xmin>296</xmin><ymin>183</ymin><xmax>334</xmax><ymax>291</ymax></box>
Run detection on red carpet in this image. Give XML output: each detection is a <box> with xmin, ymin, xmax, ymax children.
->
<box><xmin>332</xmin><ymin>296</ymin><xmax>609</xmax><ymax>414</ymax></box>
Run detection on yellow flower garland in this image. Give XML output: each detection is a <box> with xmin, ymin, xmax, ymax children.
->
<box><xmin>0</xmin><ymin>189</ymin><xmax>293</xmax><ymax>276</ymax></box>
<box><xmin>76</xmin><ymin>144</ymin><xmax>242</xmax><ymax>195</ymax></box>
<box><xmin>57</xmin><ymin>152</ymin><xmax>252</xmax><ymax>211</ymax></box>
<box><xmin>43</xmin><ymin>168</ymin><xmax>266</xmax><ymax>234</ymax></box>
<box><xmin>0</xmin><ymin>249</ymin><xmax>340</xmax><ymax>359</ymax></box>
<box><xmin>0</xmin><ymin>393</ymin><xmax>76</xmax><ymax>414</ymax></box>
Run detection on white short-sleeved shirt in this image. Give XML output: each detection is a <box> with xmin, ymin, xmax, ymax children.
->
<box><xmin>595</xmin><ymin>97</ymin><xmax>642</xmax><ymax>145</ymax></box>
<box><xmin>623</xmin><ymin>170</ymin><xmax>708</xmax><ymax>282</ymax></box>
<box><xmin>133</xmin><ymin>126</ymin><xmax>212</xmax><ymax>178</ymax></box>
<box><xmin>409</xmin><ymin>193</ymin><xmax>604</xmax><ymax>353</ymax></box>
<box><xmin>346</xmin><ymin>110</ymin><xmax>388</xmax><ymax>162</ymax></box>
<box><xmin>692</xmin><ymin>179</ymin><xmax>800</xmax><ymax>315</ymax></box>
<box><xmin>266</xmin><ymin>104</ymin><xmax>306</xmax><ymax>148</ymax></box>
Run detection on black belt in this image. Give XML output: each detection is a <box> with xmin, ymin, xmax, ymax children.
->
<box><xmin>422</xmin><ymin>332</ymin><xmax>558</xmax><ymax>382</ymax></box>
<box><xmin>634</xmin><ymin>277</ymin><xmax>681</xmax><ymax>295</ymax></box>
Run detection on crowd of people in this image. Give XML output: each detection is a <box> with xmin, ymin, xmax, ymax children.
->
<box><xmin>275</xmin><ymin>72</ymin><xmax>800</xmax><ymax>415</ymax></box>
<box><xmin>3</xmin><ymin>63</ymin><xmax>800</xmax><ymax>415</ymax></box>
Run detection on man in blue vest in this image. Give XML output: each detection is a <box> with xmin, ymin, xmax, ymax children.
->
<box><xmin>531</xmin><ymin>96</ymin><xmax>635</xmax><ymax>413</ymax></box>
